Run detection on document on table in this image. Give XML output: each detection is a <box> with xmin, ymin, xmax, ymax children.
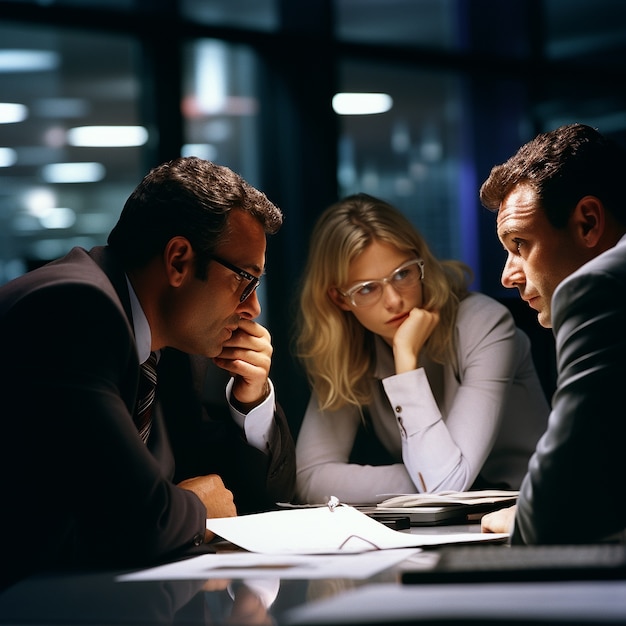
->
<box><xmin>117</xmin><ymin>548</ymin><xmax>422</xmax><ymax>582</ymax></box>
<box><xmin>204</xmin><ymin>504</ymin><xmax>508</xmax><ymax>555</ymax></box>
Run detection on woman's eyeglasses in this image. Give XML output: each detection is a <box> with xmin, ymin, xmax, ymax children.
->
<box><xmin>338</xmin><ymin>258</ymin><xmax>424</xmax><ymax>308</ymax></box>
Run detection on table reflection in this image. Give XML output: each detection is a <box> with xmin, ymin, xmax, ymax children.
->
<box><xmin>0</xmin><ymin>568</ymin><xmax>373</xmax><ymax>625</ymax></box>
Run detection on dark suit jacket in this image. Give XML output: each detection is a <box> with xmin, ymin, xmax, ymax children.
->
<box><xmin>157</xmin><ymin>348</ymin><xmax>296</xmax><ymax>514</ymax></box>
<box><xmin>0</xmin><ymin>246</ymin><xmax>295</xmax><ymax>590</ymax></box>
<box><xmin>511</xmin><ymin>236</ymin><xmax>626</xmax><ymax>544</ymax></box>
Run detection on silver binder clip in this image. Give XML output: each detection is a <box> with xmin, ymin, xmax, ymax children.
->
<box><xmin>327</xmin><ymin>495</ymin><xmax>340</xmax><ymax>512</ymax></box>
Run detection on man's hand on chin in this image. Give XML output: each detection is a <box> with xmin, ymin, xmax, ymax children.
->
<box><xmin>214</xmin><ymin>318</ymin><xmax>273</xmax><ymax>409</ymax></box>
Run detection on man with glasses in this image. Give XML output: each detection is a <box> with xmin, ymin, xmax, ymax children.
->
<box><xmin>0</xmin><ymin>157</ymin><xmax>295</xmax><ymax>590</ymax></box>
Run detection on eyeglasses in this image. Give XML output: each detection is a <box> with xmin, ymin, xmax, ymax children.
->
<box><xmin>210</xmin><ymin>255</ymin><xmax>261</xmax><ymax>303</ymax></box>
<box><xmin>338</xmin><ymin>258</ymin><xmax>424</xmax><ymax>308</ymax></box>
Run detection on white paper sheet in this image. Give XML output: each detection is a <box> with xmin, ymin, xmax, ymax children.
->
<box><xmin>204</xmin><ymin>505</ymin><xmax>507</xmax><ymax>554</ymax></box>
<box><xmin>117</xmin><ymin>548</ymin><xmax>421</xmax><ymax>581</ymax></box>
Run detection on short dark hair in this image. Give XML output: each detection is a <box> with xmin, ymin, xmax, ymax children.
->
<box><xmin>107</xmin><ymin>157</ymin><xmax>282</xmax><ymax>276</ymax></box>
<box><xmin>480</xmin><ymin>123</ymin><xmax>626</xmax><ymax>228</ymax></box>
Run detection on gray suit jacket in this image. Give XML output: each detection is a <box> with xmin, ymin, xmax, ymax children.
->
<box><xmin>512</xmin><ymin>235</ymin><xmax>626</xmax><ymax>544</ymax></box>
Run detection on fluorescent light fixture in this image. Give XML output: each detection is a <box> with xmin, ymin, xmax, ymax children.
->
<box><xmin>38</xmin><ymin>207</ymin><xmax>77</xmax><ymax>229</ymax></box>
<box><xmin>332</xmin><ymin>93</ymin><xmax>393</xmax><ymax>115</ymax></box>
<box><xmin>24</xmin><ymin>188</ymin><xmax>56</xmax><ymax>215</ymax></box>
<box><xmin>0</xmin><ymin>103</ymin><xmax>28</xmax><ymax>124</ymax></box>
<box><xmin>41</xmin><ymin>162</ymin><xmax>106</xmax><ymax>184</ymax></box>
<box><xmin>18</xmin><ymin>187</ymin><xmax>77</xmax><ymax>230</ymax></box>
<box><xmin>67</xmin><ymin>125</ymin><xmax>148</xmax><ymax>147</ymax></box>
<box><xmin>0</xmin><ymin>147</ymin><xmax>17</xmax><ymax>167</ymax></box>
<box><xmin>182</xmin><ymin>143</ymin><xmax>218</xmax><ymax>161</ymax></box>
<box><xmin>0</xmin><ymin>50</ymin><xmax>59</xmax><ymax>73</ymax></box>
<box><xmin>194</xmin><ymin>41</ymin><xmax>227</xmax><ymax>114</ymax></box>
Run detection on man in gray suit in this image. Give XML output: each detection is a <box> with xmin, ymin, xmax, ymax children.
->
<box><xmin>479</xmin><ymin>123</ymin><xmax>626</xmax><ymax>544</ymax></box>
<box><xmin>0</xmin><ymin>157</ymin><xmax>295</xmax><ymax>589</ymax></box>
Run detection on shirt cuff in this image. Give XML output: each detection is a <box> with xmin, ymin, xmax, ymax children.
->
<box><xmin>381</xmin><ymin>367</ymin><xmax>441</xmax><ymax>433</ymax></box>
<box><xmin>226</xmin><ymin>378</ymin><xmax>275</xmax><ymax>453</ymax></box>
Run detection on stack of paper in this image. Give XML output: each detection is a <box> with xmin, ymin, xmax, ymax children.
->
<box><xmin>377</xmin><ymin>489</ymin><xmax>519</xmax><ymax>508</ymax></box>
<box><xmin>372</xmin><ymin>489</ymin><xmax>518</xmax><ymax>525</ymax></box>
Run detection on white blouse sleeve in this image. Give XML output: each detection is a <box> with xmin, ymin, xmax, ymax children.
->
<box><xmin>295</xmin><ymin>392</ymin><xmax>416</xmax><ymax>505</ymax></box>
<box><xmin>382</xmin><ymin>295</ymin><xmax>519</xmax><ymax>493</ymax></box>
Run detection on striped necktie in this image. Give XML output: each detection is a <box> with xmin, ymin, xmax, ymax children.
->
<box><xmin>134</xmin><ymin>351</ymin><xmax>157</xmax><ymax>443</ymax></box>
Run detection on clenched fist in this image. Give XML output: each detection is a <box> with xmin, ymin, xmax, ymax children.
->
<box><xmin>178</xmin><ymin>474</ymin><xmax>237</xmax><ymax>542</ymax></box>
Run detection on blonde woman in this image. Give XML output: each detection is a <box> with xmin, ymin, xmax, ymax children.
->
<box><xmin>294</xmin><ymin>193</ymin><xmax>549</xmax><ymax>505</ymax></box>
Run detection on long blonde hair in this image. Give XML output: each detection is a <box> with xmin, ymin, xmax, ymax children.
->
<box><xmin>295</xmin><ymin>193</ymin><xmax>472</xmax><ymax>411</ymax></box>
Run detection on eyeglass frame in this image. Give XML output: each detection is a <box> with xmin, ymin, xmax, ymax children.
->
<box><xmin>337</xmin><ymin>257</ymin><xmax>425</xmax><ymax>308</ymax></box>
<box><xmin>210</xmin><ymin>255</ymin><xmax>261</xmax><ymax>303</ymax></box>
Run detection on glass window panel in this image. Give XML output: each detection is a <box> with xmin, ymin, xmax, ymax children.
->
<box><xmin>336</xmin><ymin>60</ymin><xmax>469</xmax><ymax>268</ymax></box>
<box><xmin>0</xmin><ymin>23</ymin><xmax>144</xmax><ymax>283</ymax></box>
<box><xmin>533</xmin><ymin>83</ymin><xmax>626</xmax><ymax>146</ymax></box>
<box><xmin>182</xmin><ymin>39</ymin><xmax>261</xmax><ymax>185</ymax></box>
<box><xmin>534</xmin><ymin>1</ymin><xmax>626</xmax><ymax>145</ymax></box>
<box><xmin>181</xmin><ymin>38</ymin><xmax>268</xmax><ymax>318</ymax></box>
<box><xmin>544</xmin><ymin>0</ymin><xmax>626</xmax><ymax>67</ymax></box>
<box><xmin>181</xmin><ymin>0</ymin><xmax>279</xmax><ymax>32</ymax></box>
<box><xmin>335</xmin><ymin>0</ymin><xmax>459</xmax><ymax>50</ymax></box>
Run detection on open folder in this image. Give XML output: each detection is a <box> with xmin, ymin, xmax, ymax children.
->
<box><xmin>205</xmin><ymin>504</ymin><xmax>508</xmax><ymax>555</ymax></box>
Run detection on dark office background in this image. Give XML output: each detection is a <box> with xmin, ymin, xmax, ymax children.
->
<box><xmin>1</xmin><ymin>0</ymin><xmax>625</xmax><ymax>431</ymax></box>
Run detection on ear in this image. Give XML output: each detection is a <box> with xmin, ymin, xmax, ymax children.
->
<box><xmin>163</xmin><ymin>236</ymin><xmax>194</xmax><ymax>287</ymax></box>
<box><xmin>571</xmin><ymin>195</ymin><xmax>605</xmax><ymax>248</ymax></box>
<box><xmin>328</xmin><ymin>287</ymin><xmax>351</xmax><ymax>311</ymax></box>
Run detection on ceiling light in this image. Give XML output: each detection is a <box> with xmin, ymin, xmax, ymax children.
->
<box><xmin>0</xmin><ymin>103</ymin><xmax>28</xmax><ymax>124</ymax></box>
<box><xmin>38</xmin><ymin>207</ymin><xmax>77</xmax><ymax>229</ymax></box>
<box><xmin>66</xmin><ymin>126</ymin><xmax>148</xmax><ymax>147</ymax></box>
<box><xmin>332</xmin><ymin>93</ymin><xmax>393</xmax><ymax>115</ymax></box>
<box><xmin>0</xmin><ymin>147</ymin><xmax>17</xmax><ymax>167</ymax></box>
<box><xmin>182</xmin><ymin>143</ymin><xmax>217</xmax><ymax>161</ymax></box>
<box><xmin>194</xmin><ymin>40</ymin><xmax>227</xmax><ymax>114</ymax></box>
<box><xmin>24</xmin><ymin>188</ymin><xmax>56</xmax><ymax>215</ymax></box>
<box><xmin>41</xmin><ymin>162</ymin><xmax>106</xmax><ymax>183</ymax></box>
<box><xmin>0</xmin><ymin>50</ymin><xmax>59</xmax><ymax>73</ymax></box>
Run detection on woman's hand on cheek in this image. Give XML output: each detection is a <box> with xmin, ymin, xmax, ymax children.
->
<box><xmin>393</xmin><ymin>308</ymin><xmax>440</xmax><ymax>374</ymax></box>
